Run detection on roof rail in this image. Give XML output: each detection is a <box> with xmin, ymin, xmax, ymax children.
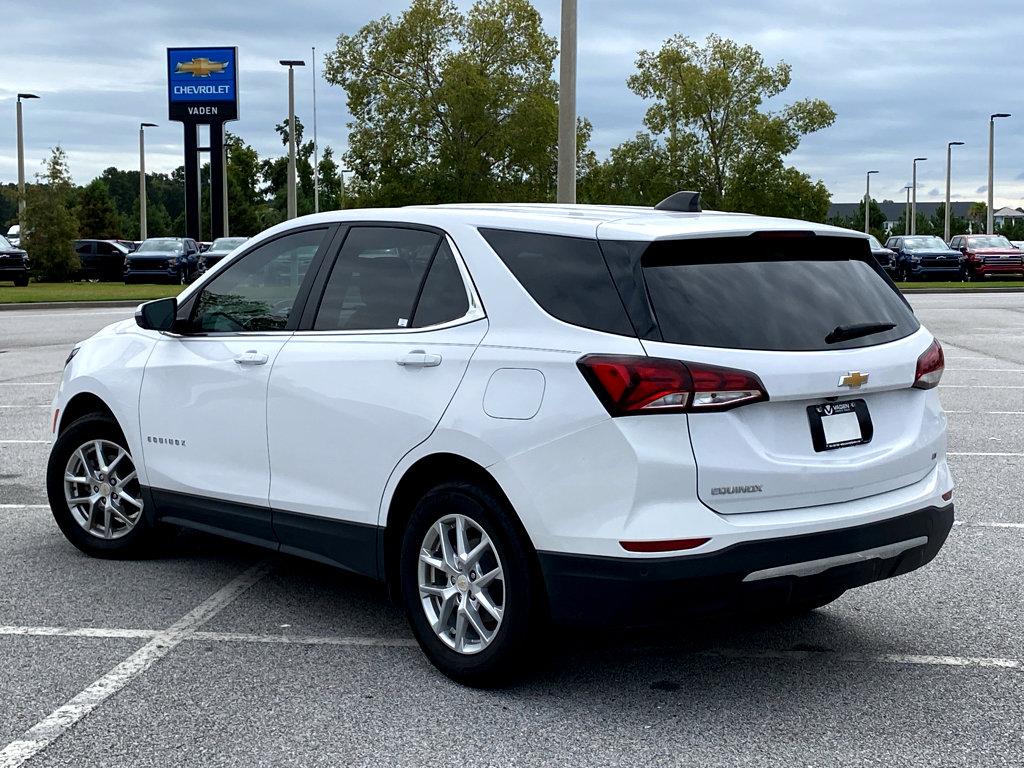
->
<box><xmin>654</xmin><ymin>191</ymin><xmax>701</xmax><ymax>213</ymax></box>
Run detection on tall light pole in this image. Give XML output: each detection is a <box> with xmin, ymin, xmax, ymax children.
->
<box><xmin>911</xmin><ymin>157</ymin><xmax>926</xmax><ymax>235</ymax></box>
<box><xmin>904</xmin><ymin>185</ymin><xmax>912</xmax><ymax>236</ymax></box>
<box><xmin>987</xmin><ymin>113</ymin><xmax>1011</xmax><ymax>234</ymax></box>
<box><xmin>16</xmin><ymin>93</ymin><xmax>40</xmax><ymax>236</ymax></box>
<box><xmin>138</xmin><ymin>123</ymin><xmax>157</xmax><ymax>240</ymax></box>
<box><xmin>864</xmin><ymin>170</ymin><xmax>879</xmax><ymax>234</ymax></box>
<box><xmin>556</xmin><ymin>0</ymin><xmax>577</xmax><ymax>204</ymax></box>
<box><xmin>280</xmin><ymin>60</ymin><xmax>305</xmax><ymax>220</ymax></box>
<box><xmin>312</xmin><ymin>45</ymin><xmax>320</xmax><ymax>214</ymax></box>
<box><xmin>944</xmin><ymin>141</ymin><xmax>964</xmax><ymax>242</ymax></box>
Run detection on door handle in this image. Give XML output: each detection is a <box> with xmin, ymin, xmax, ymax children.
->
<box><xmin>396</xmin><ymin>350</ymin><xmax>442</xmax><ymax>368</ymax></box>
<box><xmin>234</xmin><ymin>350</ymin><xmax>269</xmax><ymax>366</ymax></box>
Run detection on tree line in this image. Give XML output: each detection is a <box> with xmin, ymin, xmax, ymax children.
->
<box><xmin>11</xmin><ymin>0</ymin><xmax>842</xmax><ymax>279</ymax></box>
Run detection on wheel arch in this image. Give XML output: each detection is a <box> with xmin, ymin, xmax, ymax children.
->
<box><xmin>59</xmin><ymin>391</ymin><xmax>119</xmax><ymax>435</ymax></box>
<box><xmin>381</xmin><ymin>452</ymin><xmax>541</xmax><ymax>600</ymax></box>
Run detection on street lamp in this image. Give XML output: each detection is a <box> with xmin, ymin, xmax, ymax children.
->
<box><xmin>139</xmin><ymin>123</ymin><xmax>158</xmax><ymax>240</ymax></box>
<box><xmin>280</xmin><ymin>60</ymin><xmax>306</xmax><ymax>220</ymax></box>
<box><xmin>556</xmin><ymin>0</ymin><xmax>577</xmax><ymax>204</ymax></box>
<box><xmin>944</xmin><ymin>141</ymin><xmax>964</xmax><ymax>243</ymax></box>
<box><xmin>16</xmin><ymin>93</ymin><xmax>40</xmax><ymax>236</ymax></box>
<box><xmin>911</xmin><ymin>157</ymin><xmax>926</xmax><ymax>235</ymax></box>
<box><xmin>903</xmin><ymin>185</ymin><xmax>912</xmax><ymax>236</ymax></box>
<box><xmin>864</xmin><ymin>170</ymin><xmax>879</xmax><ymax>235</ymax></box>
<box><xmin>987</xmin><ymin>113</ymin><xmax>1011</xmax><ymax>234</ymax></box>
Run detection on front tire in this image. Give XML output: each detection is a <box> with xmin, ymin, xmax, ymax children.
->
<box><xmin>47</xmin><ymin>413</ymin><xmax>159</xmax><ymax>558</ymax></box>
<box><xmin>13</xmin><ymin>275</ymin><xmax>29</xmax><ymax>287</ymax></box>
<box><xmin>399</xmin><ymin>481</ymin><xmax>541</xmax><ymax>686</ymax></box>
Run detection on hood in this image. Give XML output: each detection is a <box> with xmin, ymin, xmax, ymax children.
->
<box><xmin>969</xmin><ymin>247</ymin><xmax>1021</xmax><ymax>255</ymax></box>
<box><xmin>906</xmin><ymin>249</ymin><xmax>960</xmax><ymax>256</ymax></box>
<box><xmin>129</xmin><ymin>250</ymin><xmax>182</xmax><ymax>259</ymax></box>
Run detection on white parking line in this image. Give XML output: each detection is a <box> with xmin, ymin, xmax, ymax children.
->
<box><xmin>945</xmin><ymin>368</ymin><xmax>1024</xmax><ymax>372</ymax></box>
<box><xmin>955</xmin><ymin>521</ymin><xmax>1024</xmax><ymax>530</ymax></box>
<box><xmin>941</xmin><ymin>385</ymin><xmax>1024</xmax><ymax>389</ymax></box>
<box><xmin>0</xmin><ymin>440</ymin><xmax>47</xmax><ymax>444</ymax></box>
<box><xmin>0</xmin><ymin>405</ymin><xmax>49</xmax><ymax>409</ymax></box>
<box><xmin>0</xmin><ymin>383</ymin><xmax>56</xmax><ymax>387</ymax></box>
<box><xmin>0</xmin><ymin>560</ymin><xmax>272</xmax><ymax>769</ymax></box>
<box><xmin>944</xmin><ymin>410</ymin><xmax>1024</xmax><ymax>415</ymax></box>
<box><xmin>0</xmin><ymin>505</ymin><xmax>48</xmax><ymax>510</ymax></box>
<box><xmin>0</xmin><ymin>624</ymin><xmax>1017</xmax><ymax>672</ymax></box>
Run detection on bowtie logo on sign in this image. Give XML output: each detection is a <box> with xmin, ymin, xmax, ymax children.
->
<box><xmin>175</xmin><ymin>57</ymin><xmax>229</xmax><ymax>77</ymax></box>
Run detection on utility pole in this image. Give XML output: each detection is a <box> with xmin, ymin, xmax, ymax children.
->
<box><xmin>944</xmin><ymin>141</ymin><xmax>964</xmax><ymax>242</ymax></box>
<box><xmin>280</xmin><ymin>60</ymin><xmax>305</xmax><ymax>220</ymax></box>
<box><xmin>864</xmin><ymin>170</ymin><xmax>878</xmax><ymax>235</ymax></box>
<box><xmin>556</xmin><ymin>0</ymin><xmax>577</xmax><ymax>203</ymax></box>
<box><xmin>312</xmin><ymin>46</ymin><xmax>320</xmax><ymax>214</ymax></box>
<box><xmin>904</xmin><ymin>185</ymin><xmax>912</xmax><ymax>236</ymax></box>
<box><xmin>987</xmin><ymin>113</ymin><xmax>1010</xmax><ymax>234</ymax></box>
<box><xmin>139</xmin><ymin>123</ymin><xmax>157</xmax><ymax>240</ymax></box>
<box><xmin>911</xmin><ymin>157</ymin><xmax>926</xmax><ymax>235</ymax></box>
<box><xmin>16</xmin><ymin>93</ymin><xmax>40</xmax><ymax>237</ymax></box>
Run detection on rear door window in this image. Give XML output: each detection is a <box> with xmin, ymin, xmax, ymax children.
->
<box><xmin>479</xmin><ymin>228</ymin><xmax>633</xmax><ymax>336</ymax></box>
<box><xmin>639</xmin><ymin>235</ymin><xmax>919</xmax><ymax>351</ymax></box>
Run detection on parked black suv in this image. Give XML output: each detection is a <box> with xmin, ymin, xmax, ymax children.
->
<box><xmin>0</xmin><ymin>234</ymin><xmax>30</xmax><ymax>286</ymax></box>
<box><xmin>123</xmin><ymin>237</ymin><xmax>200</xmax><ymax>284</ymax></box>
<box><xmin>74</xmin><ymin>240</ymin><xmax>131</xmax><ymax>282</ymax></box>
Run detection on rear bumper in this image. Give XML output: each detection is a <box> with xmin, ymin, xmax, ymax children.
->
<box><xmin>538</xmin><ymin>503</ymin><xmax>954</xmax><ymax>626</ymax></box>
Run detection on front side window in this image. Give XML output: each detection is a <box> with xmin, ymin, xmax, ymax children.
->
<box><xmin>191</xmin><ymin>228</ymin><xmax>326</xmax><ymax>333</ymax></box>
<box><xmin>313</xmin><ymin>227</ymin><xmax>440</xmax><ymax>331</ymax></box>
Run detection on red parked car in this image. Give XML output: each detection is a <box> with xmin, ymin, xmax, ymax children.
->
<box><xmin>949</xmin><ymin>234</ymin><xmax>1024</xmax><ymax>280</ymax></box>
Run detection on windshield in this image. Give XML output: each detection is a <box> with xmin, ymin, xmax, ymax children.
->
<box><xmin>639</xmin><ymin>236</ymin><xmax>919</xmax><ymax>352</ymax></box>
<box><xmin>903</xmin><ymin>236</ymin><xmax>948</xmax><ymax>251</ymax></box>
<box><xmin>0</xmin><ymin>235</ymin><xmax>13</xmax><ymax>249</ymax></box>
<box><xmin>867</xmin><ymin>236</ymin><xmax>883</xmax><ymax>250</ymax></box>
<box><xmin>968</xmin><ymin>235</ymin><xmax>1013</xmax><ymax>249</ymax></box>
<box><xmin>210</xmin><ymin>238</ymin><xmax>247</xmax><ymax>251</ymax></box>
<box><xmin>138</xmin><ymin>239</ymin><xmax>183</xmax><ymax>253</ymax></box>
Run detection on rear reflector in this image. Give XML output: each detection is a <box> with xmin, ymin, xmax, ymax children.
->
<box><xmin>620</xmin><ymin>537</ymin><xmax>711</xmax><ymax>553</ymax></box>
<box><xmin>913</xmin><ymin>339</ymin><xmax>944</xmax><ymax>390</ymax></box>
<box><xmin>52</xmin><ymin>409</ymin><xmax>60</xmax><ymax>434</ymax></box>
<box><xmin>942</xmin><ymin>490</ymin><xmax>953</xmax><ymax>501</ymax></box>
<box><xmin>577</xmin><ymin>354</ymin><xmax>767</xmax><ymax>415</ymax></box>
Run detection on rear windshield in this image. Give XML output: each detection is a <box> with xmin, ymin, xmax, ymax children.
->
<box><xmin>640</xmin><ymin>236</ymin><xmax>919</xmax><ymax>351</ymax></box>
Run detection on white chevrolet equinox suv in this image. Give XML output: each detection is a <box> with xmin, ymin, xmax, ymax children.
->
<box><xmin>47</xmin><ymin>198</ymin><xmax>954</xmax><ymax>684</ymax></box>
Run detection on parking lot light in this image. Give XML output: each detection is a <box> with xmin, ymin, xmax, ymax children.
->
<box><xmin>139</xmin><ymin>123</ymin><xmax>158</xmax><ymax>241</ymax></box>
<box><xmin>279</xmin><ymin>60</ymin><xmax>306</xmax><ymax>220</ymax></box>
<box><xmin>864</xmin><ymin>171</ymin><xmax>879</xmax><ymax>234</ymax></box>
<box><xmin>16</xmin><ymin>93</ymin><xmax>40</xmax><ymax>236</ymax></box>
<box><xmin>988</xmin><ymin>113</ymin><xmax>1011</xmax><ymax>234</ymax></box>
<box><xmin>903</xmin><ymin>185</ymin><xmax>912</xmax><ymax>235</ymax></box>
<box><xmin>911</xmin><ymin>158</ymin><xmax>926</xmax><ymax>235</ymax></box>
<box><xmin>944</xmin><ymin>141</ymin><xmax>964</xmax><ymax>242</ymax></box>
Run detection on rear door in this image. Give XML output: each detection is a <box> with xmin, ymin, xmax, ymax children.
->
<box><xmin>267</xmin><ymin>225</ymin><xmax>486</xmax><ymax>575</ymax></box>
<box><xmin>627</xmin><ymin>233</ymin><xmax>944</xmax><ymax>514</ymax></box>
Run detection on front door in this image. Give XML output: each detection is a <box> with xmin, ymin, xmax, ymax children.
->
<box><xmin>139</xmin><ymin>226</ymin><xmax>333</xmax><ymax>543</ymax></box>
<box><xmin>267</xmin><ymin>227</ymin><xmax>487</xmax><ymax>575</ymax></box>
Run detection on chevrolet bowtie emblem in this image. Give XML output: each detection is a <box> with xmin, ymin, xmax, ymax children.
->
<box><xmin>175</xmin><ymin>58</ymin><xmax>228</xmax><ymax>77</ymax></box>
<box><xmin>839</xmin><ymin>371</ymin><xmax>869</xmax><ymax>388</ymax></box>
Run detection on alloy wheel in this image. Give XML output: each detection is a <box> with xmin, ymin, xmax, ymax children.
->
<box><xmin>417</xmin><ymin>513</ymin><xmax>505</xmax><ymax>655</ymax></box>
<box><xmin>63</xmin><ymin>439</ymin><xmax>143</xmax><ymax>540</ymax></box>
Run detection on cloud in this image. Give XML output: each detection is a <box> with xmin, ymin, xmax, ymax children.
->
<box><xmin>1</xmin><ymin>0</ymin><xmax>1024</xmax><ymax>208</ymax></box>
<box><xmin>977</xmin><ymin>185</ymin><xmax>989</xmax><ymax>194</ymax></box>
<box><xmin>927</xmin><ymin>188</ymin><xmax>941</xmax><ymax>197</ymax></box>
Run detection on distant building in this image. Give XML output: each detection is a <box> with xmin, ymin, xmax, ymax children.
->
<box><xmin>828</xmin><ymin>201</ymin><xmax>980</xmax><ymax>233</ymax></box>
<box><xmin>992</xmin><ymin>207</ymin><xmax>1024</xmax><ymax>228</ymax></box>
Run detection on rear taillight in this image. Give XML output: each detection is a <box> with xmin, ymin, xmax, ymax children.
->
<box><xmin>577</xmin><ymin>354</ymin><xmax>767</xmax><ymax>416</ymax></box>
<box><xmin>913</xmin><ymin>339</ymin><xmax>944</xmax><ymax>389</ymax></box>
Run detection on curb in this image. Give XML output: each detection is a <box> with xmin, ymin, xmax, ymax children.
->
<box><xmin>0</xmin><ymin>300</ymin><xmax>143</xmax><ymax>311</ymax></box>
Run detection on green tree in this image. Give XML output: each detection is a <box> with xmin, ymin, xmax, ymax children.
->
<box><xmin>23</xmin><ymin>147</ymin><xmax>80</xmax><ymax>281</ymax></box>
<box><xmin>578</xmin><ymin>132</ymin><xmax>676</xmax><ymax>206</ymax></box>
<box><xmin>625</xmin><ymin>33</ymin><xmax>835</xmax><ymax>210</ymax></box>
<box><xmin>723</xmin><ymin>158</ymin><xmax>831</xmax><ymax>222</ymax></box>
<box><xmin>325</xmin><ymin>0</ymin><xmax>585</xmax><ymax>205</ymax></box>
<box><xmin>77</xmin><ymin>178</ymin><xmax>122</xmax><ymax>239</ymax></box>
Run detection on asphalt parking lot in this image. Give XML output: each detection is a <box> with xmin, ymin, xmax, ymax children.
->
<box><xmin>0</xmin><ymin>295</ymin><xmax>1022</xmax><ymax>767</ymax></box>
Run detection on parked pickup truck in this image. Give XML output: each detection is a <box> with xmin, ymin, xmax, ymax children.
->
<box><xmin>949</xmin><ymin>234</ymin><xmax>1024</xmax><ymax>281</ymax></box>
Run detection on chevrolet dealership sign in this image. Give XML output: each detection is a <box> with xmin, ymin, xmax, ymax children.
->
<box><xmin>167</xmin><ymin>46</ymin><xmax>238</xmax><ymax>121</ymax></box>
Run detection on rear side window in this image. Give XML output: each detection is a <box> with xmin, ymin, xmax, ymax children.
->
<box><xmin>410</xmin><ymin>241</ymin><xmax>470</xmax><ymax>328</ymax></box>
<box><xmin>480</xmin><ymin>229</ymin><xmax>634</xmax><ymax>336</ymax></box>
<box><xmin>640</xmin><ymin>236</ymin><xmax>919</xmax><ymax>351</ymax></box>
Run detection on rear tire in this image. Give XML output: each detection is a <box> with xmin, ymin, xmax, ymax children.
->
<box><xmin>13</xmin><ymin>275</ymin><xmax>28</xmax><ymax>287</ymax></box>
<box><xmin>399</xmin><ymin>481</ymin><xmax>541</xmax><ymax>687</ymax></box>
<box><xmin>47</xmin><ymin>413</ymin><xmax>161</xmax><ymax>559</ymax></box>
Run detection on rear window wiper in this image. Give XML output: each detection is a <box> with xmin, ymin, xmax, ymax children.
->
<box><xmin>825</xmin><ymin>322</ymin><xmax>896</xmax><ymax>344</ymax></box>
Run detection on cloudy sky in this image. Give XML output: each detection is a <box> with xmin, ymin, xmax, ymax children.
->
<box><xmin>2</xmin><ymin>0</ymin><xmax>1023</xmax><ymax>207</ymax></box>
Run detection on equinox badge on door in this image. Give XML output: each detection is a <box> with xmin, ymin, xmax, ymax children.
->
<box><xmin>838</xmin><ymin>371</ymin><xmax>869</xmax><ymax>388</ymax></box>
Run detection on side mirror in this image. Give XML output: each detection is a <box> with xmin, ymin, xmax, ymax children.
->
<box><xmin>135</xmin><ymin>297</ymin><xmax>178</xmax><ymax>332</ymax></box>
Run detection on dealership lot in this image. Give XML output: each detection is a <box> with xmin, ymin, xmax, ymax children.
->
<box><xmin>0</xmin><ymin>294</ymin><xmax>1022</xmax><ymax>767</ymax></box>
